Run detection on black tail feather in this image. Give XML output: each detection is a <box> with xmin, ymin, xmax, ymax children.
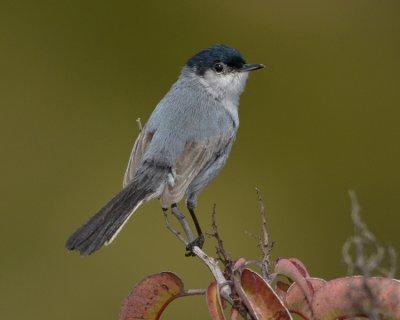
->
<box><xmin>66</xmin><ymin>163</ymin><xmax>167</xmax><ymax>256</ymax></box>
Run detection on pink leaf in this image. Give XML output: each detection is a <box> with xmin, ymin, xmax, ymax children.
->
<box><xmin>274</xmin><ymin>258</ymin><xmax>400</xmax><ymax>319</ymax></box>
<box><xmin>275</xmin><ymin>258</ymin><xmax>310</xmax><ymax>278</ymax></box>
<box><xmin>119</xmin><ymin>272</ymin><xmax>184</xmax><ymax>320</ymax></box>
<box><xmin>311</xmin><ymin>276</ymin><xmax>400</xmax><ymax>320</ymax></box>
<box><xmin>275</xmin><ymin>258</ymin><xmax>314</xmax><ymax>304</ymax></box>
<box><xmin>235</xmin><ymin>268</ymin><xmax>292</xmax><ymax>320</ymax></box>
<box><xmin>285</xmin><ymin>278</ymin><xmax>326</xmax><ymax>319</ymax></box>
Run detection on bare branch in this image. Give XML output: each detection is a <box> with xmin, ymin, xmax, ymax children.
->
<box><xmin>191</xmin><ymin>246</ymin><xmax>233</xmax><ymax>303</ymax></box>
<box><xmin>180</xmin><ymin>288</ymin><xmax>206</xmax><ymax>297</ymax></box>
<box><xmin>255</xmin><ymin>188</ymin><xmax>274</xmax><ymax>282</ymax></box>
<box><xmin>342</xmin><ymin>190</ymin><xmax>399</xmax><ymax>320</ymax></box>
<box><xmin>207</xmin><ymin>204</ymin><xmax>233</xmax><ymax>269</ymax></box>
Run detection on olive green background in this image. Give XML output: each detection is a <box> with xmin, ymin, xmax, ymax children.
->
<box><xmin>1</xmin><ymin>1</ymin><xmax>399</xmax><ymax>319</ymax></box>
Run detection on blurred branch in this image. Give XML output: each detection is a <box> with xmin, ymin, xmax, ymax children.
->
<box><xmin>342</xmin><ymin>190</ymin><xmax>397</xmax><ymax>277</ymax></box>
<box><xmin>342</xmin><ymin>190</ymin><xmax>398</xmax><ymax>320</ymax></box>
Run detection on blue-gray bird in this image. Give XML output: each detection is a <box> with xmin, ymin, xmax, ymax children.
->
<box><xmin>66</xmin><ymin>44</ymin><xmax>264</xmax><ymax>256</ymax></box>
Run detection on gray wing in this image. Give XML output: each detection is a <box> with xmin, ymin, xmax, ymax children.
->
<box><xmin>123</xmin><ymin>125</ymin><xmax>235</xmax><ymax>207</ymax></box>
<box><xmin>123</xmin><ymin>127</ymin><xmax>154</xmax><ymax>187</ymax></box>
<box><xmin>186</xmin><ymin>136</ymin><xmax>235</xmax><ymax>198</ymax></box>
<box><xmin>159</xmin><ymin>132</ymin><xmax>235</xmax><ymax>206</ymax></box>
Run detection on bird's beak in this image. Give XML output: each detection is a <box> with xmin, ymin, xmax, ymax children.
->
<box><xmin>239</xmin><ymin>63</ymin><xmax>265</xmax><ymax>72</ymax></box>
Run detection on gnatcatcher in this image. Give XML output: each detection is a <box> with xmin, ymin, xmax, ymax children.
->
<box><xmin>66</xmin><ymin>44</ymin><xmax>264</xmax><ymax>256</ymax></box>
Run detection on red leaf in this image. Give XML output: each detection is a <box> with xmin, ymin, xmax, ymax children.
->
<box><xmin>206</xmin><ymin>282</ymin><xmax>227</xmax><ymax>320</ymax></box>
<box><xmin>236</xmin><ymin>268</ymin><xmax>292</xmax><ymax>320</ymax></box>
<box><xmin>119</xmin><ymin>272</ymin><xmax>184</xmax><ymax>320</ymax></box>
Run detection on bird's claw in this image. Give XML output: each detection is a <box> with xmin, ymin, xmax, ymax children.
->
<box><xmin>185</xmin><ymin>234</ymin><xmax>205</xmax><ymax>257</ymax></box>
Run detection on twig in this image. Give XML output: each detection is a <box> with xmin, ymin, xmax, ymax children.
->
<box><xmin>207</xmin><ymin>204</ymin><xmax>233</xmax><ymax>269</ymax></box>
<box><xmin>255</xmin><ymin>188</ymin><xmax>274</xmax><ymax>282</ymax></box>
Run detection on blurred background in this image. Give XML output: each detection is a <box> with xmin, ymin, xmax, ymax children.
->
<box><xmin>1</xmin><ymin>1</ymin><xmax>400</xmax><ymax>319</ymax></box>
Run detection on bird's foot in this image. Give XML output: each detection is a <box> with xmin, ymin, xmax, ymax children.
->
<box><xmin>185</xmin><ymin>234</ymin><xmax>205</xmax><ymax>257</ymax></box>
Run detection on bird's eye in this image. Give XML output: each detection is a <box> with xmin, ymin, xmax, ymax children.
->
<box><xmin>213</xmin><ymin>62</ymin><xmax>224</xmax><ymax>73</ymax></box>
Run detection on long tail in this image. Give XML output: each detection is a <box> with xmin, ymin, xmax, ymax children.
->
<box><xmin>66</xmin><ymin>163</ymin><xmax>168</xmax><ymax>256</ymax></box>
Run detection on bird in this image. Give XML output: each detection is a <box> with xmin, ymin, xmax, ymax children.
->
<box><xmin>66</xmin><ymin>44</ymin><xmax>264</xmax><ymax>256</ymax></box>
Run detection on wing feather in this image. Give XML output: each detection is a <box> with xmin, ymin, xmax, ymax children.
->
<box><xmin>123</xmin><ymin>128</ymin><xmax>154</xmax><ymax>187</ymax></box>
<box><xmin>160</xmin><ymin>133</ymin><xmax>233</xmax><ymax>206</ymax></box>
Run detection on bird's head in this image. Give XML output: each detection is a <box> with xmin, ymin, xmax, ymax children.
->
<box><xmin>185</xmin><ymin>44</ymin><xmax>264</xmax><ymax>98</ymax></box>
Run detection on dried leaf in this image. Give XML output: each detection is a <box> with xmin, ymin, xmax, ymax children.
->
<box><xmin>275</xmin><ymin>281</ymin><xmax>291</xmax><ymax>301</ymax></box>
<box><xmin>236</xmin><ymin>268</ymin><xmax>292</xmax><ymax>320</ymax></box>
<box><xmin>206</xmin><ymin>282</ymin><xmax>226</xmax><ymax>320</ymax></box>
<box><xmin>119</xmin><ymin>272</ymin><xmax>184</xmax><ymax>320</ymax></box>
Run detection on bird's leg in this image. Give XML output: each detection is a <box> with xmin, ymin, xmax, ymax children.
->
<box><xmin>170</xmin><ymin>204</ymin><xmax>195</xmax><ymax>243</ymax></box>
<box><xmin>162</xmin><ymin>207</ymin><xmax>188</xmax><ymax>244</ymax></box>
<box><xmin>188</xmin><ymin>207</ymin><xmax>203</xmax><ymax>238</ymax></box>
<box><xmin>185</xmin><ymin>205</ymin><xmax>205</xmax><ymax>256</ymax></box>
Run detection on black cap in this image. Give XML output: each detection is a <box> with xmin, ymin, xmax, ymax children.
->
<box><xmin>187</xmin><ymin>44</ymin><xmax>246</xmax><ymax>75</ymax></box>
